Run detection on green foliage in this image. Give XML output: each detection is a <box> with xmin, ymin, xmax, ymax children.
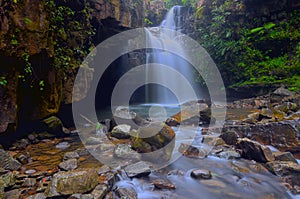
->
<box><xmin>45</xmin><ymin>0</ymin><xmax>95</xmax><ymax>70</ymax></box>
<box><xmin>0</xmin><ymin>77</ymin><xmax>7</xmax><ymax>86</ymax></box>
<box><xmin>197</xmin><ymin>1</ymin><xmax>300</xmax><ymax>91</ymax></box>
<box><xmin>163</xmin><ymin>0</ymin><xmax>198</xmax><ymax>9</ymax></box>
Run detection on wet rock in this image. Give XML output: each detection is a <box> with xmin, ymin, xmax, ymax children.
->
<box><xmin>11</xmin><ymin>138</ymin><xmax>30</xmax><ymax>150</ymax></box>
<box><xmin>218</xmin><ymin>150</ymin><xmax>241</xmax><ymax>160</ymax></box>
<box><xmin>58</xmin><ymin>159</ymin><xmax>78</xmax><ymax>171</ymax></box>
<box><xmin>5</xmin><ymin>189</ymin><xmax>19</xmax><ymax>199</ymax></box>
<box><xmin>15</xmin><ymin>153</ymin><xmax>30</xmax><ymax>165</ymax></box>
<box><xmin>274</xmin><ymin>102</ymin><xmax>298</xmax><ymax>113</ymax></box>
<box><xmin>42</xmin><ymin>116</ymin><xmax>65</xmax><ymax>136</ymax></box>
<box><xmin>178</xmin><ymin>143</ymin><xmax>207</xmax><ymax>158</ymax></box>
<box><xmin>110</xmin><ymin>124</ymin><xmax>131</xmax><ymax>139</ymax></box>
<box><xmin>63</xmin><ymin>151</ymin><xmax>80</xmax><ymax>160</ymax></box>
<box><xmin>25</xmin><ymin>169</ymin><xmax>36</xmax><ymax>175</ymax></box>
<box><xmin>0</xmin><ymin>187</ymin><xmax>5</xmax><ymax>199</ymax></box>
<box><xmin>22</xmin><ymin>178</ymin><xmax>36</xmax><ymax>187</ymax></box>
<box><xmin>271</xmin><ymin>86</ymin><xmax>295</xmax><ymax>103</ymax></box>
<box><xmin>99</xmin><ymin>172</ymin><xmax>118</xmax><ymax>190</ymax></box>
<box><xmin>273</xmin><ymin>152</ymin><xmax>298</xmax><ymax>164</ymax></box>
<box><xmin>85</xmin><ymin>137</ymin><xmax>103</xmax><ymax>145</ymax></box>
<box><xmin>0</xmin><ymin>149</ymin><xmax>21</xmax><ymax>171</ymax></box>
<box><xmin>113</xmin><ymin>144</ymin><xmax>141</xmax><ymax>160</ymax></box>
<box><xmin>97</xmin><ymin>165</ymin><xmax>111</xmax><ymax>175</ymax></box>
<box><xmin>114</xmin><ymin>186</ymin><xmax>137</xmax><ymax>199</ymax></box>
<box><xmin>165</xmin><ymin>117</ymin><xmax>180</xmax><ymax>127</ymax></box>
<box><xmin>68</xmin><ymin>194</ymin><xmax>94</xmax><ymax>199</ymax></box>
<box><xmin>153</xmin><ymin>179</ymin><xmax>176</xmax><ymax>189</ymax></box>
<box><xmin>216</xmin><ymin>121</ymin><xmax>299</xmax><ymax>150</ymax></box>
<box><xmin>25</xmin><ymin>193</ymin><xmax>46</xmax><ymax>199</ymax></box>
<box><xmin>124</xmin><ymin>161</ymin><xmax>151</xmax><ymax>178</ymax></box>
<box><xmin>166</xmin><ymin>104</ymin><xmax>215</xmax><ymax>126</ymax></box>
<box><xmin>237</xmin><ymin>138</ymin><xmax>275</xmax><ymax>163</ymax></box>
<box><xmin>219</xmin><ymin>131</ymin><xmax>239</xmax><ymax>145</ymax></box>
<box><xmin>202</xmin><ymin>135</ymin><xmax>225</xmax><ymax>146</ymax></box>
<box><xmin>266</xmin><ymin>161</ymin><xmax>300</xmax><ymax>193</ymax></box>
<box><xmin>260</xmin><ymin>108</ymin><xmax>274</xmax><ymax>119</ymax></box>
<box><xmin>91</xmin><ymin>184</ymin><xmax>108</xmax><ymax>199</ymax></box>
<box><xmin>55</xmin><ymin>142</ymin><xmax>70</xmax><ymax>150</ymax></box>
<box><xmin>45</xmin><ymin>168</ymin><xmax>98</xmax><ymax>197</ymax></box>
<box><xmin>131</xmin><ymin>122</ymin><xmax>175</xmax><ymax>161</ymax></box>
<box><xmin>0</xmin><ymin>170</ymin><xmax>15</xmax><ymax>187</ymax></box>
<box><xmin>112</xmin><ymin>107</ymin><xmax>146</xmax><ymax>128</ymax></box>
<box><xmin>191</xmin><ymin>169</ymin><xmax>212</xmax><ymax>180</ymax></box>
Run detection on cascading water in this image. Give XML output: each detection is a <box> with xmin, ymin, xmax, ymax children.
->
<box><xmin>145</xmin><ymin>6</ymin><xmax>200</xmax><ymax>105</ymax></box>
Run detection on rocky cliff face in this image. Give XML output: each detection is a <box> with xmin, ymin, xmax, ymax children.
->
<box><xmin>0</xmin><ymin>0</ymin><xmax>146</xmax><ymax>133</ymax></box>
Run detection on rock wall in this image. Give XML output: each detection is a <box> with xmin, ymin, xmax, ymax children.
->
<box><xmin>0</xmin><ymin>0</ymin><xmax>146</xmax><ymax>133</ymax></box>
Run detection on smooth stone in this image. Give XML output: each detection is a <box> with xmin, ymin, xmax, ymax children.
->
<box><xmin>124</xmin><ymin>161</ymin><xmax>151</xmax><ymax>178</ymax></box>
<box><xmin>55</xmin><ymin>142</ymin><xmax>70</xmax><ymax>150</ymax></box>
<box><xmin>191</xmin><ymin>169</ymin><xmax>212</xmax><ymax>180</ymax></box>
<box><xmin>25</xmin><ymin>169</ymin><xmax>37</xmax><ymax>175</ymax></box>
<box><xmin>153</xmin><ymin>179</ymin><xmax>176</xmax><ymax>189</ymax></box>
<box><xmin>58</xmin><ymin>159</ymin><xmax>78</xmax><ymax>171</ymax></box>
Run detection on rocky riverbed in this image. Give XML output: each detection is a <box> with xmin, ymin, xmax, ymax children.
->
<box><xmin>0</xmin><ymin>87</ymin><xmax>300</xmax><ymax>199</ymax></box>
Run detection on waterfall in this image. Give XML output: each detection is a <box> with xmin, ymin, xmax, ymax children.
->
<box><xmin>145</xmin><ymin>6</ymin><xmax>199</xmax><ymax>104</ymax></box>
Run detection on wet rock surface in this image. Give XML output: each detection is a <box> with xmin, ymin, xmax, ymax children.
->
<box><xmin>45</xmin><ymin>168</ymin><xmax>99</xmax><ymax>197</ymax></box>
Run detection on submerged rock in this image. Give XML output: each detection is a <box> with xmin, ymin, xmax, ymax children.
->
<box><xmin>0</xmin><ymin>149</ymin><xmax>21</xmax><ymax>171</ymax></box>
<box><xmin>237</xmin><ymin>138</ymin><xmax>275</xmax><ymax>163</ymax></box>
<box><xmin>45</xmin><ymin>168</ymin><xmax>98</xmax><ymax>197</ymax></box>
<box><xmin>124</xmin><ymin>161</ymin><xmax>151</xmax><ymax>178</ymax></box>
<box><xmin>63</xmin><ymin>151</ymin><xmax>80</xmax><ymax>160</ymax></box>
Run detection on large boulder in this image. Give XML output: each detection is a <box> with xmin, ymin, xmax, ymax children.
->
<box><xmin>214</xmin><ymin>120</ymin><xmax>299</xmax><ymax>151</ymax></box>
<box><xmin>166</xmin><ymin>103</ymin><xmax>215</xmax><ymax>126</ymax></box>
<box><xmin>131</xmin><ymin>122</ymin><xmax>175</xmax><ymax>162</ymax></box>
<box><xmin>237</xmin><ymin>138</ymin><xmax>275</xmax><ymax>163</ymax></box>
<box><xmin>45</xmin><ymin>168</ymin><xmax>98</xmax><ymax>197</ymax></box>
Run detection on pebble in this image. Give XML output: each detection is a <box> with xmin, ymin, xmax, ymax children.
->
<box><xmin>55</xmin><ymin>142</ymin><xmax>70</xmax><ymax>150</ymax></box>
<box><xmin>25</xmin><ymin>170</ymin><xmax>36</xmax><ymax>175</ymax></box>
